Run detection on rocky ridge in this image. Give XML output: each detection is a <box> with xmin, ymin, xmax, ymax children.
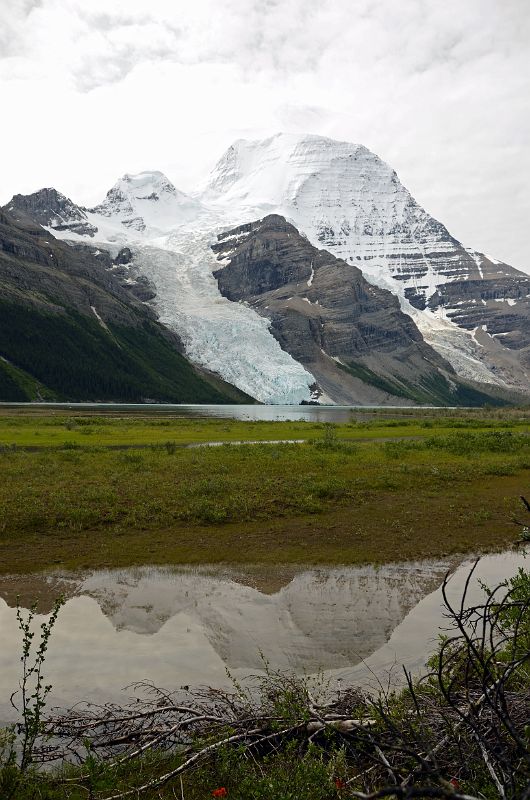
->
<box><xmin>8</xmin><ymin>187</ymin><xmax>98</xmax><ymax>237</ymax></box>
<box><xmin>7</xmin><ymin>190</ymin><xmax>160</xmax><ymax>303</ymax></box>
<box><xmin>0</xmin><ymin>207</ymin><xmax>251</xmax><ymax>403</ymax></box>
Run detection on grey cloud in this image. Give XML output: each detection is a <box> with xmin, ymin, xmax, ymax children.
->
<box><xmin>0</xmin><ymin>0</ymin><xmax>43</xmax><ymax>57</ymax></box>
<box><xmin>69</xmin><ymin>0</ymin><xmax>332</xmax><ymax>90</ymax></box>
<box><xmin>74</xmin><ymin>33</ymin><xmax>183</xmax><ymax>91</ymax></box>
<box><xmin>78</xmin><ymin>11</ymin><xmax>154</xmax><ymax>31</ymax></box>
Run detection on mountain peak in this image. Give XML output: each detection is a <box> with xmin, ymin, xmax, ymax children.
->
<box><xmin>227</xmin><ymin>131</ymin><xmax>370</xmax><ymax>153</ymax></box>
<box><xmin>115</xmin><ymin>170</ymin><xmax>178</xmax><ymax>197</ymax></box>
<box><xmin>90</xmin><ymin>170</ymin><xmax>202</xmax><ymax>232</ymax></box>
<box><xmin>201</xmin><ymin>132</ymin><xmax>381</xmax><ymax>208</ymax></box>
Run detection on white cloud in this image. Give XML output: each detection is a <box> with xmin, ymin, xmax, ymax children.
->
<box><xmin>0</xmin><ymin>0</ymin><xmax>528</xmax><ymax>270</ymax></box>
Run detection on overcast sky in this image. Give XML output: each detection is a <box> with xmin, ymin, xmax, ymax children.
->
<box><xmin>1</xmin><ymin>0</ymin><xmax>528</xmax><ymax>269</ymax></box>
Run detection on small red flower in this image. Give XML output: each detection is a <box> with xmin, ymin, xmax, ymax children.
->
<box><xmin>450</xmin><ymin>777</ymin><xmax>460</xmax><ymax>790</ymax></box>
<box><xmin>212</xmin><ymin>789</ymin><xmax>228</xmax><ymax>798</ymax></box>
<box><xmin>334</xmin><ymin>777</ymin><xmax>346</xmax><ymax>790</ymax></box>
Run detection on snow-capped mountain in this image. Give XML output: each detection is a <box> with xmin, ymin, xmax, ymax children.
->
<box><xmin>201</xmin><ymin>133</ymin><xmax>519</xmax><ymax>301</ymax></box>
<box><xmin>201</xmin><ymin>134</ymin><xmax>530</xmax><ymax>391</ymax></box>
<box><xmin>6</xmin><ymin>134</ymin><xmax>529</xmax><ymax>403</ymax></box>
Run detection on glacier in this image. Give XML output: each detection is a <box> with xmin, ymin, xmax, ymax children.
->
<box><xmin>130</xmin><ymin>234</ymin><xmax>317</xmax><ymax>404</ymax></box>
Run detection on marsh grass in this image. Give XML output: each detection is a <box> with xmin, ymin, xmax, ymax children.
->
<box><xmin>0</xmin><ymin>417</ymin><xmax>529</xmax><ymax>572</ymax></box>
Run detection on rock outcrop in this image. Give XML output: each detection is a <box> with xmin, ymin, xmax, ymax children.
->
<box><xmin>8</xmin><ymin>187</ymin><xmax>98</xmax><ymax>237</ymax></box>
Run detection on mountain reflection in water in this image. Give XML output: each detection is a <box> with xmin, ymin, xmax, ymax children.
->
<box><xmin>0</xmin><ymin>552</ymin><xmax>526</xmax><ymax>722</ymax></box>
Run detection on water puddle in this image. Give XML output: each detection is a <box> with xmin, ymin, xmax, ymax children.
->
<box><xmin>0</xmin><ymin>551</ymin><xmax>526</xmax><ymax>721</ymax></box>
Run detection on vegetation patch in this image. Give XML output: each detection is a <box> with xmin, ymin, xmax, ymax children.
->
<box><xmin>337</xmin><ymin>361</ymin><xmax>505</xmax><ymax>406</ymax></box>
<box><xmin>0</xmin><ymin>300</ymin><xmax>250</xmax><ymax>403</ymax></box>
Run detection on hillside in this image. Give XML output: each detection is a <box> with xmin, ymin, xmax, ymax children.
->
<box><xmin>0</xmin><ymin>208</ymin><xmax>251</xmax><ymax>403</ymax></box>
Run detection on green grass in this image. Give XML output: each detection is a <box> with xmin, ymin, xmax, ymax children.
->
<box><xmin>0</xmin><ymin>359</ymin><xmax>60</xmax><ymax>402</ymax></box>
<box><xmin>337</xmin><ymin>359</ymin><xmax>506</xmax><ymax>406</ymax></box>
<box><xmin>0</xmin><ymin>742</ymin><xmax>347</xmax><ymax>800</ymax></box>
<box><xmin>0</xmin><ymin>409</ymin><xmax>529</xmax><ymax>574</ymax></box>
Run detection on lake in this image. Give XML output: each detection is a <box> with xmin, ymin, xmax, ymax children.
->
<box><xmin>0</xmin><ymin>402</ymin><xmax>442</xmax><ymax>423</ymax></box>
<box><xmin>0</xmin><ymin>550</ymin><xmax>526</xmax><ymax>724</ymax></box>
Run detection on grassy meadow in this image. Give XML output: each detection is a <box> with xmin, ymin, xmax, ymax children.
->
<box><xmin>0</xmin><ymin>407</ymin><xmax>529</xmax><ymax>574</ymax></box>
<box><xmin>0</xmin><ymin>405</ymin><xmax>530</xmax><ymax>447</ymax></box>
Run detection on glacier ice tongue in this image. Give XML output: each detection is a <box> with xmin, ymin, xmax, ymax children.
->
<box><xmin>131</xmin><ymin>230</ymin><xmax>316</xmax><ymax>404</ymax></box>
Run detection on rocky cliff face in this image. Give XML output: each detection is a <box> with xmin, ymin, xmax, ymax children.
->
<box><xmin>213</xmin><ymin>215</ymin><xmax>501</xmax><ymax>405</ymax></box>
<box><xmin>6</xmin><ymin>190</ymin><xmax>160</xmax><ymax>302</ymax></box>
<box><xmin>8</xmin><ymin>188</ymin><xmax>98</xmax><ymax>237</ymax></box>
<box><xmin>432</xmin><ymin>275</ymin><xmax>530</xmax><ymax>348</ymax></box>
<box><xmin>0</xmin><ymin>207</ymin><xmax>147</xmax><ymax>324</ymax></box>
<box><xmin>425</xmin><ymin>273</ymin><xmax>530</xmax><ymax>388</ymax></box>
